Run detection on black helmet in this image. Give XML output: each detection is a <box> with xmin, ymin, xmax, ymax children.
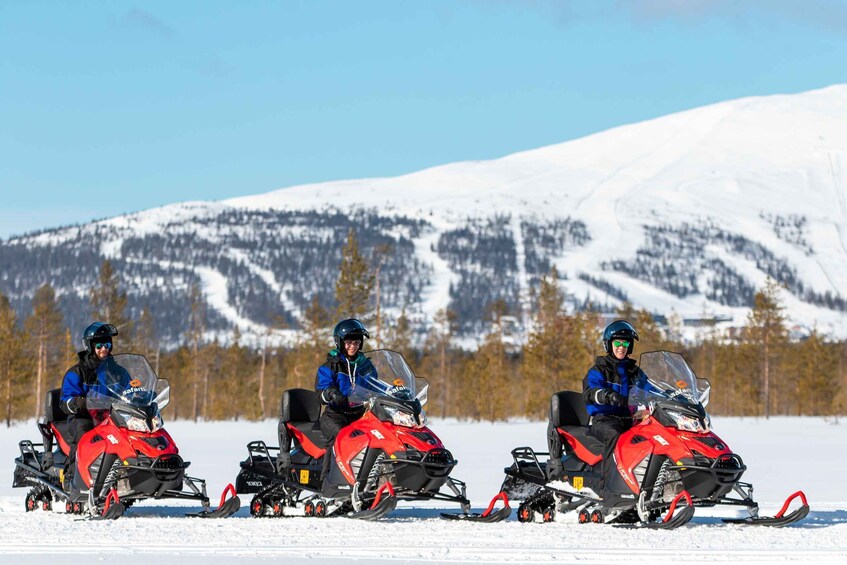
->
<box><xmin>82</xmin><ymin>322</ymin><xmax>118</xmax><ymax>355</ymax></box>
<box><xmin>333</xmin><ymin>319</ymin><xmax>370</xmax><ymax>352</ymax></box>
<box><xmin>602</xmin><ymin>319</ymin><xmax>638</xmax><ymax>355</ymax></box>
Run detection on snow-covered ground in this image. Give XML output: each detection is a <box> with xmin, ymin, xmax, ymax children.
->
<box><xmin>1</xmin><ymin>417</ymin><xmax>845</xmax><ymax>564</ymax></box>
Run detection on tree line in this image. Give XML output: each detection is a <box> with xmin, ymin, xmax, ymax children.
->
<box><xmin>2</xmin><ymin>232</ymin><xmax>845</xmax><ymax>426</ymax></box>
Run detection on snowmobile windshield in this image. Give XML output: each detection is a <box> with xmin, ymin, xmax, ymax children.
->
<box><xmin>631</xmin><ymin>351</ymin><xmax>711</xmax><ymax>416</ymax></box>
<box><xmin>347</xmin><ymin>349</ymin><xmax>428</xmax><ymax>407</ymax></box>
<box><xmin>85</xmin><ymin>354</ymin><xmax>170</xmax><ymax>412</ymax></box>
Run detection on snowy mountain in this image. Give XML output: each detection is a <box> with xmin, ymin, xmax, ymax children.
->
<box><xmin>3</xmin><ymin>85</ymin><xmax>847</xmax><ymax>342</ymax></box>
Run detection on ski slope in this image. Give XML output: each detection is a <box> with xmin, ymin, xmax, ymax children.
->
<box><xmin>1</xmin><ymin>417</ymin><xmax>844</xmax><ymax>564</ymax></box>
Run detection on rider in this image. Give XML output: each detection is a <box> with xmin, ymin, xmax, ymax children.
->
<box><xmin>315</xmin><ymin>318</ymin><xmax>377</xmax><ymax>478</ymax></box>
<box><xmin>582</xmin><ymin>319</ymin><xmax>645</xmax><ymax>499</ymax></box>
<box><xmin>58</xmin><ymin>322</ymin><xmax>118</xmax><ymax>483</ymax></box>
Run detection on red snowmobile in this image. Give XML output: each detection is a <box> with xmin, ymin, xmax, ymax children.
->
<box><xmin>235</xmin><ymin>349</ymin><xmax>510</xmax><ymax>521</ymax></box>
<box><xmin>501</xmin><ymin>350</ymin><xmax>809</xmax><ymax>528</ymax></box>
<box><xmin>13</xmin><ymin>353</ymin><xmax>240</xmax><ymax>519</ymax></box>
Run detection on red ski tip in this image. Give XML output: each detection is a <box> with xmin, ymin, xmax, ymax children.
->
<box><xmin>370</xmin><ymin>482</ymin><xmax>396</xmax><ymax>510</ymax></box>
<box><xmin>481</xmin><ymin>491</ymin><xmax>510</xmax><ymax>518</ymax></box>
<box><xmin>102</xmin><ymin>488</ymin><xmax>120</xmax><ymax>516</ymax></box>
<box><xmin>217</xmin><ymin>483</ymin><xmax>237</xmax><ymax>510</ymax></box>
<box><xmin>775</xmin><ymin>491</ymin><xmax>808</xmax><ymax>519</ymax></box>
<box><xmin>663</xmin><ymin>490</ymin><xmax>693</xmax><ymax>523</ymax></box>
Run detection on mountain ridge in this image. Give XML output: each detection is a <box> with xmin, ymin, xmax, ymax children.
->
<box><xmin>4</xmin><ymin>84</ymin><xmax>847</xmax><ymax>342</ymax></box>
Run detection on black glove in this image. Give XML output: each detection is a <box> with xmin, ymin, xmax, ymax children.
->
<box><xmin>321</xmin><ymin>387</ymin><xmax>348</xmax><ymax>408</ymax></box>
<box><xmin>65</xmin><ymin>396</ymin><xmax>86</xmax><ymax>415</ymax></box>
<box><xmin>602</xmin><ymin>390</ymin><xmax>627</xmax><ymax>407</ymax></box>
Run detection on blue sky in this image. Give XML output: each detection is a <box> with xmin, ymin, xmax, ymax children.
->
<box><xmin>2</xmin><ymin>0</ymin><xmax>847</xmax><ymax>239</ymax></box>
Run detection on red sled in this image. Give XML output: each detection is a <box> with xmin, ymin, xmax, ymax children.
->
<box><xmin>502</xmin><ymin>350</ymin><xmax>809</xmax><ymax>529</ymax></box>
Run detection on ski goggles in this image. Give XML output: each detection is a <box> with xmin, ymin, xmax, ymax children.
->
<box><xmin>612</xmin><ymin>340</ymin><xmax>630</xmax><ymax>348</ymax></box>
<box><xmin>94</xmin><ymin>342</ymin><xmax>113</xmax><ymax>350</ymax></box>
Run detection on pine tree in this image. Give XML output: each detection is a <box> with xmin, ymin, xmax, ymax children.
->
<box><xmin>420</xmin><ymin>308</ymin><xmax>458</xmax><ymax>418</ymax></box>
<box><xmin>134</xmin><ymin>307</ymin><xmax>157</xmax><ymax>360</ymax></box>
<box><xmin>371</xmin><ymin>243</ymin><xmax>393</xmax><ymax>348</ymax></box>
<box><xmin>792</xmin><ymin>329</ymin><xmax>838</xmax><ymax>415</ymax></box>
<box><xmin>335</xmin><ymin>230</ymin><xmax>375</xmax><ymax>320</ymax></box>
<box><xmin>1</xmin><ymin>293</ymin><xmax>26</xmax><ymax>426</ymax></box>
<box><xmin>385</xmin><ymin>307</ymin><xmax>414</xmax><ymax>353</ymax></box>
<box><xmin>285</xmin><ymin>295</ymin><xmax>331</xmax><ymax>390</ymax></box>
<box><xmin>187</xmin><ymin>284</ymin><xmax>207</xmax><ymax>422</ymax></box>
<box><xmin>522</xmin><ymin>269</ymin><xmax>567</xmax><ymax>418</ymax></box>
<box><xmin>90</xmin><ymin>260</ymin><xmax>131</xmax><ymax>343</ymax></box>
<box><xmin>743</xmin><ymin>279</ymin><xmax>788</xmax><ymax>418</ymax></box>
<box><xmin>24</xmin><ymin>285</ymin><xmax>65</xmax><ymax>420</ymax></box>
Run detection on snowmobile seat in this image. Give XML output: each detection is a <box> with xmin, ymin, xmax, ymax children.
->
<box><xmin>279</xmin><ymin>388</ymin><xmax>328</xmax><ymax>451</ymax></box>
<box><xmin>550</xmin><ymin>391</ymin><xmax>603</xmax><ymax>462</ymax></box>
<box><xmin>550</xmin><ymin>391</ymin><xmax>590</xmax><ymax>427</ymax></box>
<box><xmin>42</xmin><ymin>388</ymin><xmax>72</xmax><ymax>455</ymax></box>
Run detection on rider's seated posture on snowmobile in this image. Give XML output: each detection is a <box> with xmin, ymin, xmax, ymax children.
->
<box><xmin>582</xmin><ymin>320</ymin><xmax>646</xmax><ymax>499</ymax></box>
<box><xmin>58</xmin><ymin>322</ymin><xmax>119</xmax><ymax>479</ymax></box>
<box><xmin>315</xmin><ymin>318</ymin><xmax>378</xmax><ymax>479</ymax></box>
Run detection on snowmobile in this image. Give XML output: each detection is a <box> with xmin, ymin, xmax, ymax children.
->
<box><xmin>13</xmin><ymin>353</ymin><xmax>240</xmax><ymax>520</ymax></box>
<box><xmin>501</xmin><ymin>350</ymin><xmax>809</xmax><ymax>529</ymax></box>
<box><xmin>235</xmin><ymin>349</ymin><xmax>510</xmax><ymax>521</ymax></box>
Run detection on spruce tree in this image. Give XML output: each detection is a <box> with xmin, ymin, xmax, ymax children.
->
<box><xmin>792</xmin><ymin>328</ymin><xmax>837</xmax><ymax>415</ymax></box>
<box><xmin>420</xmin><ymin>308</ymin><xmax>458</xmax><ymax>418</ymax></box>
<box><xmin>90</xmin><ymin>260</ymin><xmax>131</xmax><ymax>343</ymax></box>
<box><xmin>743</xmin><ymin>278</ymin><xmax>788</xmax><ymax>418</ymax></box>
<box><xmin>1</xmin><ymin>293</ymin><xmax>25</xmax><ymax>426</ymax></box>
<box><xmin>335</xmin><ymin>230</ymin><xmax>375</xmax><ymax>320</ymax></box>
<box><xmin>25</xmin><ymin>284</ymin><xmax>65</xmax><ymax>419</ymax></box>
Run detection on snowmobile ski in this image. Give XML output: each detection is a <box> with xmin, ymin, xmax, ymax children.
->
<box><xmin>723</xmin><ymin>491</ymin><xmax>809</xmax><ymax>527</ymax></box>
<box><xmin>440</xmin><ymin>491</ymin><xmax>512</xmax><ymax>522</ymax></box>
<box><xmin>187</xmin><ymin>484</ymin><xmax>242</xmax><ymax>518</ymax></box>
<box><xmin>346</xmin><ymin>483</ymin><xmax>397</xmax><ymax>521</ymax></box>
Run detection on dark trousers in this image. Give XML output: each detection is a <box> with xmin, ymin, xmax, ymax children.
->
<box><xmin>318</xmin><ymin>407</ymin><xmax>365</xmax><ymax>480</ymax></box>
<box><xmin>546</xmin><ymin>421</ymin><xmax>564</xmax><ymax>479</ymax></box>
<box><xmin>65</xmin><ymin>416</ymin><xmax>94</xmax><ymax>484</ymax></box>
<box><xmin>590</xmin><ymin>414</ymin><xmax>632</xmax><ymax>494</ymax></box>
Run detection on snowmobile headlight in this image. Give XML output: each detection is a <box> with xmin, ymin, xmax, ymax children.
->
<box><xmin>665</xmin><ymin>409</ymin><xmax>709</xmax><ymax>433</ymax></box>
<box><xmin>116</xmin><ymin>409</ymin><xmax>160</xmax><ymax>433</ymax></box>
<box><xmin>382</xmin><ymin>405</ymin><xmax>418</xmax><ymax>428</ymax></box>
<box><xmin>123</xmin><ymin>414</ymin><xmax>152</xmax><ymax>432</ymax></box>
<box><xmin>417</xmin><ymin>409</ymin><xmax>428</xmax><ymax>428</ymax></box>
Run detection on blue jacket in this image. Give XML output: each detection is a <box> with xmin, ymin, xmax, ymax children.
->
<box><xmin>315</xmin><ymin>350</ymin><xmax>377</xmax><ymax>396</ymax></box>
<box><xmin>60</xmin><ymin>352</ymin><xmax>127</xmax><ymax>416</ymax></box>
<box><xmin>582</xmin><ymin>355</ymin><xmax>645</xmax><ymax>417</ymax></box>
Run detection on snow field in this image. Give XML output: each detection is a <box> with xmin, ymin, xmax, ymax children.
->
<box><xmin>0</xmin><ymin>417</ymin><xmax>845</xmax><ymax>564</ymax></box>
